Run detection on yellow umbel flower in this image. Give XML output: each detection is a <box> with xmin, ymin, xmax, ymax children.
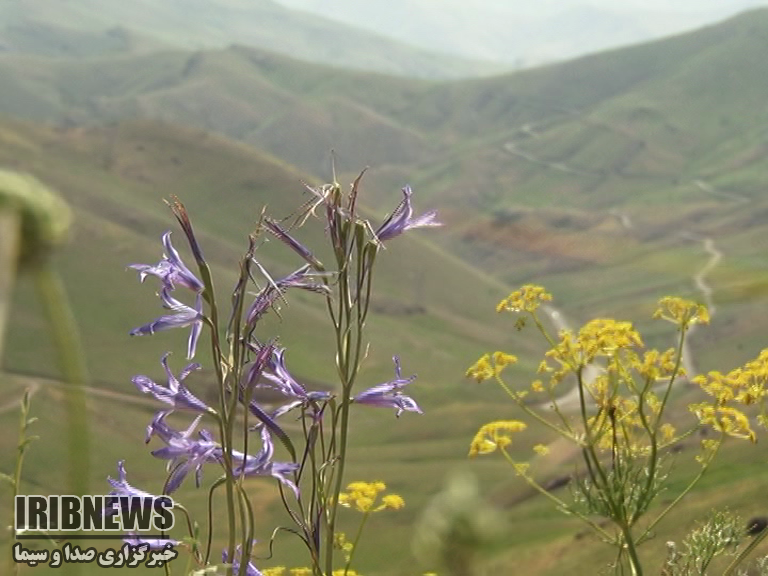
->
<box><xmin>653</xmin><ymin>296</ymin><xmax>709</xmax><ymax>327</ymax></box>
<box><xmin>380</xmin><ymin>494</ymin><xmax>405</xmax><ymax>510</ymax></box>
<box><xmin>262</xmin><ymin>568</ymin><xmax>287</xmax><ymax>576</ymax></box>
<box><xmin>466</xmin><ymin>354</ymin><xmax>494</xmax><ymax>383</ymax></box>
<box><xmin>690</xmin><ymin>403</ymin><xmax>756</xmax><ymax>442</ymax></box>
<box><xmin>577</xmin><ymin>318</ymin><xmax>643</xmax><ymax>361</ymax></box>
<box><xmin>493</xmin><ymin>351</ymin><xmax>518</xmax><ymax>369</ymax></box>
<box><xmin>636</xmin><ymin>348</ymin><xmax>679</xmax><ymax>380</ymax></box>
<box><xmin>337</xmin><ymin>481</ymin><xmax>405</xmax><ymax>513</ymax></box>
<box><xmin>466</xmin><ymin>352</ymin><xmax>517</xmax><ymax>382</ymax></box>
<box><xmin>497</xmin><ymin>284</ymin><xmax>553</xmax><ymax>313</ymax></box>
<box><xmin>694</xmin><ymin>348</ymin><xmax>768</xmax><ymax>410</ymax></box>
<box><xmin>469</xmin><ymin>420</ymin><xmax>527</xmax><ymax>457</ymax></box>
<box><xmin>289</xmin><ymin>569</ymin><xmax>313</xmax><ymax>576</ymax></box>
<box><xmin>541</xmin><ymin>318</ymin><xmax>642</xmax><ymax>388</ymax></box>
<box><xmin>333</xmin><ymin>533</ymin><xmax>354</xmax><ymax>562</ymax></box>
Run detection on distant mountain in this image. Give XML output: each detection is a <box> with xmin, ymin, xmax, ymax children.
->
<box><xmin>2</xmin><ymin>7</ymin><xmax>768</xmax><ymax>368</ymax></box>
<box><xmin>0</xmin><ymin>22</ymin><xmax>166</xmax><ymax>57</ymax></box>
<box><xmin>4</xmin><ymin>7</ymin><xmax>768</xmax><ymax>209</ymax></box>
<box><xmin>276</xmin><ymin>0</ymin><xmax>768</xmax><ymax>66</ymax></box>
<box><xmin>0</xmin><ymin>0</ymin><xmax>506</xmax><ymax>78</ymax></box>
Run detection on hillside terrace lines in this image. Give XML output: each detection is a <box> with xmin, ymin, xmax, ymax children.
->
<box><xmin>501</xmin><ymin>106</ymin><xmax>653</xmax><ymax>181</ymax></box>
<box><xmin>691</xmin><ymin>178</ymin><xmax>750</xmax><ymax>206</ymax></box>
<box><xmin>0</xmin><ymin>371</ymin><xmax>159</xmax><ymax>414</ymax></box>
<box><xmin>499</xmin><ymin>113</ymin><xmax>733</xmax><ymax>404</ymax></box>
<box><xmin>529</xmin><ymin>222</ymin><xmax>726</xmax><ymax>413</ymax></box>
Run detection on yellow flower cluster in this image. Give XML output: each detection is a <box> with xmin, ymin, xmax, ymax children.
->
<box><xmin>634</xmin><ymin>348</ymin><xmax>679</xmax><ymax>381</ymax></box>
<box><xmin>338</xmin><ymin>481</ymin><xmax>405</xmax><ymax>513</ymax></box>
<box><xmin>694</xmin><ymin>349</ymin><xmax>768</xmax><ymax>406</ymax></box>
<box><xmin>539</xmin><ymin>318</ymin><xmax>643</xmax><ymax>388</ymax></box>
<box><xmin>465</xmin><ymin>351</ymin><xmax>518</xmax><ymax>383</ymax></box>
<box><xmin>653</xmin><ymin>296</ymin><xmax>709</xmax><ymax>327</ymax></box>
<box><xmin>689</xmin><ymin>404</ymin><xmax>755</xmax><ymax>442</ymax></box>
<box><xmin>584</xmin><ymin>394</ymin><xmax>677</xmax><ymax>455</ymax></box>
<box><xmin>496</xmin><ymin>284</ymin><xmax>553</xmax><ymax>313</ymax></box>
<box><xmin>334</xmin><ymin>533</ymin><xmax>354</xmax><ymax>562</ymax></box>
<box><xmin>690</xmin><ymin>349</ymin><xmax>768</xmax><ymax>441</ymax></box>
<box><xmin>469</xmin><ymin>420</ymin><xmax>527</xmax><ymax>457</ymax></box>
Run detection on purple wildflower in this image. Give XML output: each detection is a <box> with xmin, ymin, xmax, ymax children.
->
<box><xmin>222</xmin><ymin>547</ymin><xmax>263</xmax><ymax>576</ymax></box>
<box><xmin>246</xmin><ymin>264</ymin><xmax>330</xmax><ymax>324</ymax></box>
<box><xmin>231</xmin><ymin>427</ymin><xmax>299</xmax><ymax>497</ymax></box>
<box><xmin>241</xmin><ymin>341</ymin><xmax>276</xmax><ymax>393</ymax></box>
<box><xmin>132</xmin><ymin>353</ymin><xmax>213</xmax><ymax>421</ymax></box>
<box><xmin>375</xmin><ymin>186</ymin><xmax>442</xmax><ymax>242</ymax></box>
<box><xmin>129</xmin><ymin>231</ymin><xmax>203</xmax><ymax>292</ymax></box>
<box><xmin>353</xmin><ymin>356</ymin><xmax>422</xmax><ymax>417</ymax></box>
<box><xmin>147</xmin><ymin>413</ymin><xmax>297</xmax><ymax>496</ymax></box>
<box><xmin>249</xmin><ymin>347</ymin><xmax>331</xmax><ymax>419</ymax></box>
<box><xmin>106</xmin><ymin>461</ymin><xmax>158</xmax><ymax>501</ymax></box>
<box><xmin>148</xmin><ymin>414</ymin><xmax>219</xmax><ymax>494</ymax></box>
<box><xmin>104</xmin><ymin>461</ymin><xmax>168</xmax><ymax>519</ymax></box>
<box><xmin>123</xmin><ymin>536</ymin><xmax>180</xmax><ymax>551</ymax></box>
<box><xmin>263</xmin><ymin>218</ymin><xmax>323</xmax><ymax>269</ymax></box>
<box><xmin>131</xmin><ymin>288</ymin><xmax>203</xmax><ymax>359</ymax></box>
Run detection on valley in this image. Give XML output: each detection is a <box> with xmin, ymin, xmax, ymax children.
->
<box><xmin>2</xmin><ymin>6</ymin><xmax>768</xmax><ymax>574</ymax></box>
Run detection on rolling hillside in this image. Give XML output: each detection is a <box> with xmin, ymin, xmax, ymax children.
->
<box><xmin>0</xmin><ymin>0</ymin><xmax>505</xmax><ymax>78</ymax></box>
<box><xmin>2</xmin><ymin>9</ymin><xmax>768</xmax><ymax>355</ymax></box>
<box><xmin>3</xmin><ymin>8</ymin><xmax>768</xmax><ymax>574</ymax></box>
<box><xmin>0</xmin><ymin>115</ymin><xmax>534</xmax><ymax>392</ymax></box>
<box><xmin>0</xmin><ymin>116</ymin><xmax>548</xmax><ymax>576</ymax></box>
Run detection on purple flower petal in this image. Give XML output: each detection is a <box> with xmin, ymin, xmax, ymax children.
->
<box><xmin>354</xmin><ymin>356</ymin><xmax>422</xmax><ymax>417</ymax></box>
<box><xmin>231</xmin><ymin>427</ymin><xmax>299</xmax><ymax>497</ymax></box>
<box><xmin>132</xmin><ymin>353</ymin><xmax>212</xmax><ymax>416</ymax></box>
<box><xmin>129</xmin><ymin>231</ymin><xmax>203</xmax><ymax>292</ymax></box>
<box><xmin>222</xmin><ymin>547</ymin><xmax>263</xmax><ymax>576</ymax></box>
<box><xmin>131</xmin><ymin>289</ymin><xmax>204</xmax><ymax>359</ymax></box>
<box><xmin>375</xmin><ymin>186</ymin><xmax>442</xmax><ymax>242</ymax></box>
<box><xmin>246</xmin><ymin>265</ymin><xmax>329</xmax><ymax>324</ymax></box>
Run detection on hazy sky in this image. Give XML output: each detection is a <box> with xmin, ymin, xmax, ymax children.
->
<box><xmin>275</xmin><ymin>0</ymin><xmax>768</xmax><ymax>64</ymax></box>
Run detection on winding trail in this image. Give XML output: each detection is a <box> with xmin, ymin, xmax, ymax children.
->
<box><xmin>499</xmin><ymin>115</ymin><xmax>740</xmax><ymax>409</ymax></box>
<box><xmin>535</xmin><ymin>232</ymin><xmax>722</xmax><ymax>413</ymax></box>
<box><xmin>692</xmin><ymin>179</ymin><xmax>749</xmax><ymax>206</ymax></box>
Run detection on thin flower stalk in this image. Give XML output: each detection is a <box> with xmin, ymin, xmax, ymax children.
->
<box><xmin>118</xmin><ymin>178</ymin><xmax>434</xmax><ymax>576</ymax></box>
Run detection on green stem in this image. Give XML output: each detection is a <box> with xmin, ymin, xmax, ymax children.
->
<box><xmin>344</xmin><ymin>509</ymin><xmax>372</xmax><ymax>575</ymax></box>
<box><xmin>501</xmin><ymin>449</ymin><xmax>613</xmax><ymax>542</ymax></box>
<box><xmin>723</xmin><ymin>525</ymin><xmax>768</xmax><ymax>576</ymax></box>
<box><xmin>637</xmin><ymin>435</ymin><xmax>723</xmax><ymax>545</ymax></box>
<box><xmin>0</xmin><ymin>208</ymin><xmax>20</xmax><ymax>358</ymax></box>
<box><xmin>326</xmin><ymin>394</ymin><xmax>352</xmax><ymax>574</ymax></box>
<box><xmin>618</xmin><ymin>521</ymin><xmax>643</xmax><ymax>576</ymax></box>
<box><xmin>9</xmin><ymin>390</ymin><xmax>33</xmax><ymax>576</ymax></box>
<box><xmin>33</xmin><ymin>263</ymin><xmax>90</xmax><ymax>497</ymax></box>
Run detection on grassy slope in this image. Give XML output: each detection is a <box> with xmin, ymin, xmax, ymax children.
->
<box><xmin>0</xmin><ymin>115</ymin><xmax>537</xmax><ymax>390</ymax></box>
<box><xmin>0</xmin><ymin>116</ymin><xmax>538</xmax><ymax>574</ymax></box>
